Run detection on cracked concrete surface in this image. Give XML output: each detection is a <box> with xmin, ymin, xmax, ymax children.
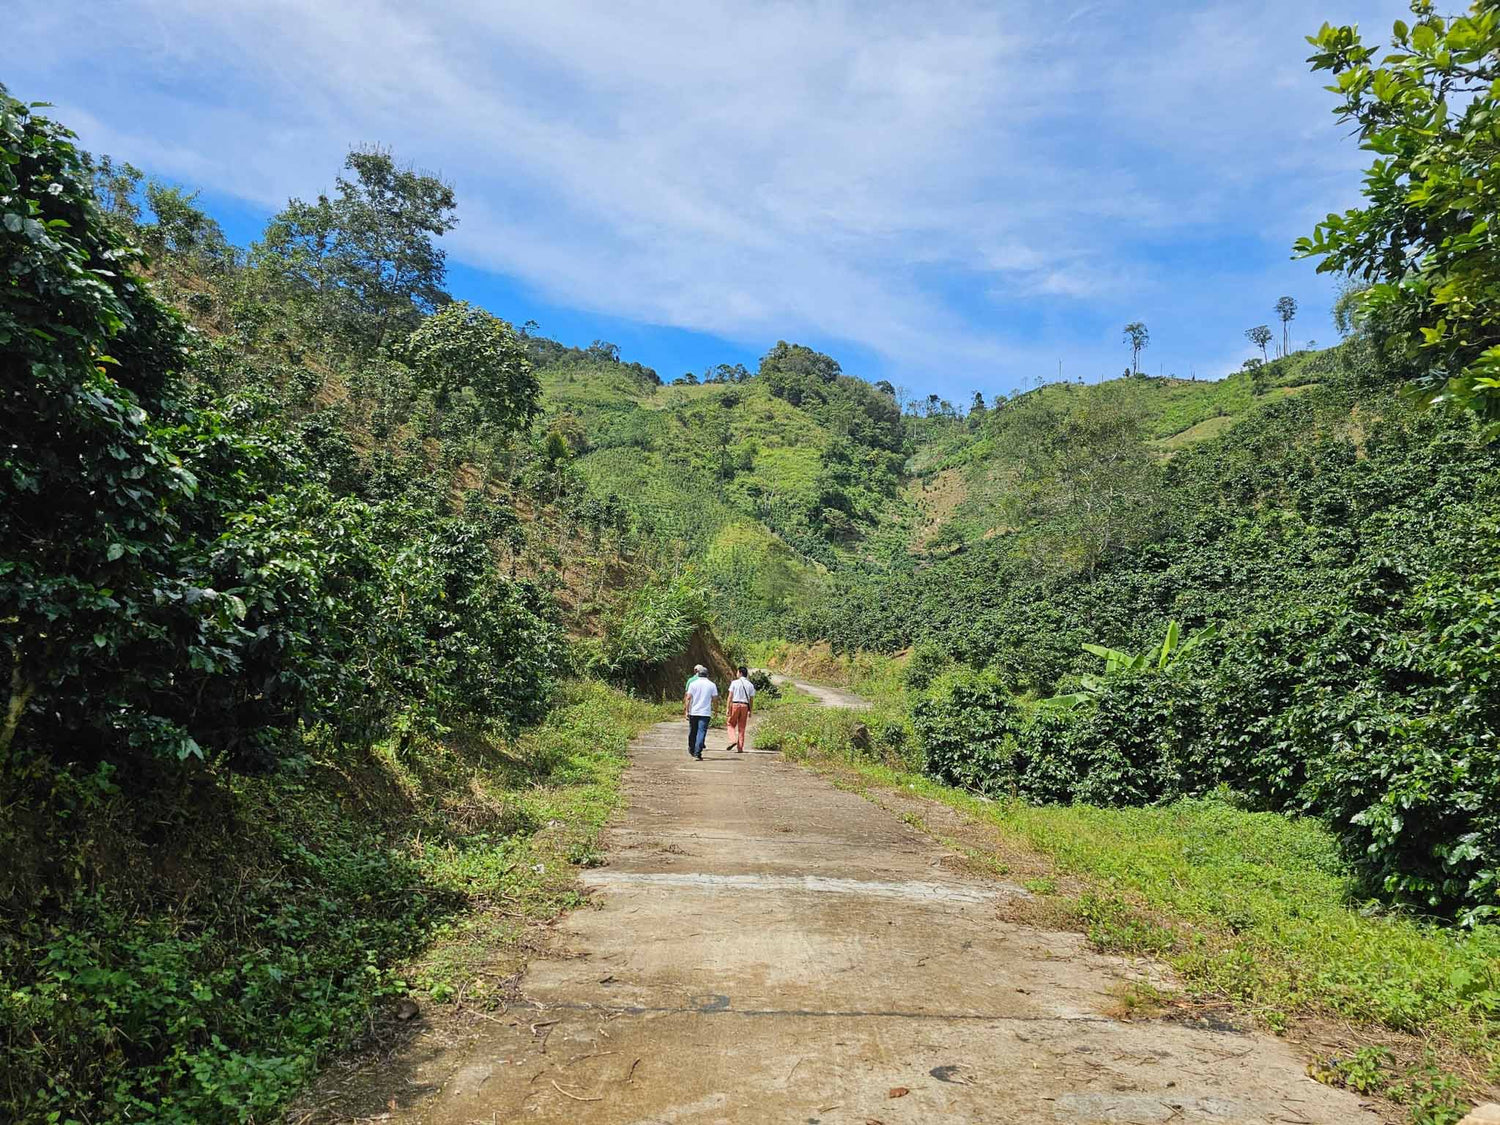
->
<box><xmin>379</xmin><ymin>683</ymin><xmax>1380</xmax><ymax>1124</ymax></box>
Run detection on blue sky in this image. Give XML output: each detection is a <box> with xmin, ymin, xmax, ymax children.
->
<box><xmin>5</xmin><ymin>0</ymin><xmax>1407</xmax><ymax>399</ymax></box>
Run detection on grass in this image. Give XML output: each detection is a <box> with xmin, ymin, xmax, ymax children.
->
<box><xmin>744</xmin><ymin>638</ymin><xmax>906</xmax><ymax>700</ymax></box>
<box><xmin>1150</xmin><ymin>412</ymin><xmax>1239</xmax><ymax>451</ymax></box>
<box><xmin>396</xmin><ymin>681</ymin><xmax>675</xmax><ymax>1008</ymax></box>
<box><xmin>753</xmin><ymin>697</ymin><xmax>1500</xmax><ymax>1115</ymax></box>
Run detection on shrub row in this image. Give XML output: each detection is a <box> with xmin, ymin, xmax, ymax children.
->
<box><xmin>912</xmin><ymin>530</ymin><xmax>1500</xmax><ymax>920</ymax></box>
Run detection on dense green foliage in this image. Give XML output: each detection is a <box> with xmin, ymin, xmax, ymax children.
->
<box><xmin>1</xmin><ymin>89</ymin><xmax>579</xmax><ymax>1122</ymax></box>
<box><xmin>593</xmin><ymin>573</ymin><xmax>711</xmax><ymax>682</ymax></box>
<box><xmin>403</xmin><ymin>300</ymin><xmax>540</xmax><ymax>433</ymax></box>
<box><xmin>9</xmin><ymin>1</ymin><xmax>1500</xmax><ymax>1107</ymax></box>
<box><xmin>253</xmin><ymin>148</ymin><xmax>456</xmax><ymax>353</ymax></box>
<box><xmin>1299</xmin><ymin>1</ymin><xmax>1500</xmax><ymax>433</ymax></box>
<box><xmin>536</xmin><ymin>338</ymin><xmax>909</xmax><ymax>636</ymax></box>
<box><xmin>1</xmin><ymin>91</ymin><xmax>559</xmax><ymax>775</ymax></box>
<box><xmin>0</xmin><ymin>679</ymin><xmax>663</xmax><ymax>1122</ymax></box>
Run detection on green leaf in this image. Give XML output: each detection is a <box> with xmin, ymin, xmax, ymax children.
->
<box><xmin>105</xmin><ymin>542</ymin><xmax>124</xmax><ymax>561</ymax></box>
<box><xmin>1082</xmin><ymin>642</ymin><xmax>1131</xmax><ymax>664</ymax></box>
<box><xmin>1159</xmin><ymin>620</ymin><xmax>1180</xmax><ymax>669</ymax></box>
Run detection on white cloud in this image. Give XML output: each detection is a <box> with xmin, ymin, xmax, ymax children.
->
<box><xmin>3</xmin><ymin>0</ymin><xmax>1409</xmax><ymax>386</ymax></box>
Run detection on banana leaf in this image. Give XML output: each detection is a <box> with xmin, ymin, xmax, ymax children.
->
<box><xmin>1157</xmin><ymin>620</ymin><xmax>1180</xmax><ymax>670</ymax></box>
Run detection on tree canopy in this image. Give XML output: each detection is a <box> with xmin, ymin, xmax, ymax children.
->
<box><xmin>255</xmin><ymin>148</ymin><xmax>457</xmax><ymax>352</ymax></box>
<box><xmin>1298</xmin><ymin>1</ymin><xmax>1500</xmax><ymax>435</ymax></box>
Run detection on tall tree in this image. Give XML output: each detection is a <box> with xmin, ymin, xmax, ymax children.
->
<box><xmin>1298</xmin><ymin>4</ymin><xmax>1500</xmax><ymax>435</ymax></box>
<box><xmin>1274</xmin><ymin>296</ymin><xmax>1298</xmax><ymax>358</ymax></box>
<box><xmin>88</xmin><ymin>154</ymin><xmax>143</xmax><ymax>231</ymax></box>
<box><xmin>1123</xmin><ymin>322</ymin><xmax>1149</xmax><ymax>374</ymax></box>
<box><xmin>254</xmin><ymin>148</ymin><xmax>456</xmax><ymax>353</ymax></box>
<box><xmin>402</xmin><ymin>301</ymin><xmax>539</xmax><ymax>434</ymax></box>
<box><xmin>1246</xmin><ymin>324</ymin><xmax>1273</xmax><ymax>363</ymax></box>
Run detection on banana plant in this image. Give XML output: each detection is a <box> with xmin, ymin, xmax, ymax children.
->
<box><xmin>1040</xmin><ymin>620</ymin><xmax>1219</xmax><ymax>709</ymax></box>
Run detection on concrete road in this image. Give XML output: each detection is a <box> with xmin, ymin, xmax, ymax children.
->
<box><xmin>387</xmin><ymin>684</ymin><xmax>1378</xmax><ymax>1124</ymax></box>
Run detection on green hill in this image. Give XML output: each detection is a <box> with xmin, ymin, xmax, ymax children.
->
<box><xmin>531</xmin><ymin>331</ymin><xmax>1349</xmax><ymax>630</ymax></box>
<box><xmin>901</xmin><ymin>348</ymin><xmax>1338</xmax><ymax>553</ymax></box>
<box><xmin>531</xmin><ymin>340</ymin><xmax>916</xmax><ymax>636</ymax></box>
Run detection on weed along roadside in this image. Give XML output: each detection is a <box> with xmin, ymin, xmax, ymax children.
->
<box><xmin>280</xmin><ymin>682</ymin><xmax>675</xmax><ymax>1117</ymax></box>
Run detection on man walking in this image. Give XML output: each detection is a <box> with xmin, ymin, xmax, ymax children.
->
<box><xmin>684</xmin><ymin>664</ymin><xmax>718</xmax><ymax>761</ymax></box>
<box><xmin>726</xmin><ymin>665</ymin><xmax>756</xmax><ymax>753</ymax></box>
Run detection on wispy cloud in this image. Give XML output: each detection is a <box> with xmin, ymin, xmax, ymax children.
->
<box><xmin>4</xmin><ymin>0</ymin><xmax>1407</xmax><ymax>387</ymax></box>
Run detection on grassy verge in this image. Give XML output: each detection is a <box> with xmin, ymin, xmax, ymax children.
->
<box><xmin>1</xmin><ymin>679</ymin><xmax>670</xmax><ymax>1124</ymax></box>
<box><xmin>745</xmin><ymin>639</ymin><xmax>906</xmax><ymax>699</ymax></box>
<box><xmin>391</xmin><ymin>681</ymin><xmax>673</xmax><ymax>1009</ymax></box>
<box><xmin>755</xmin><ymin>693</ymin><xmax>1500</xmax><ymax>1122</ymax></box>
<box><xmin>395</xmin><ymin>683</ymin><xmax>672</xmax><ymax>1009</ymax></box>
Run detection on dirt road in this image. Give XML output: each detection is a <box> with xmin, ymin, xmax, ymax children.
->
<box><xmin>378</xmin><ymin>684</ymin><xmax>1377</xmax><ymax>1124</ymax></box>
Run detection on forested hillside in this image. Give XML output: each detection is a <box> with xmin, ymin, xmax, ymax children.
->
<box><xmin>793</xmin><ymin>343</ymin><xmax>1500</xmax><ymax>909</ymax></box>
<box><xmin>536</xmin><ymin>339</ymin><xmax>912</xmax><ymax>635</ymax></box>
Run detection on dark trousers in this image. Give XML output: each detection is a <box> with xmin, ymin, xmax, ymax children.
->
<box><xmin>687</xmin><ymin>715</ymin><xmax>710</xmax><ymax>758</ymax></box>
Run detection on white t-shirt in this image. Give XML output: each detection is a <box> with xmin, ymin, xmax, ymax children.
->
<box><xmin>729</xmin><ymin>677</ymin><xmax>756</xmax><ymax>705</ymax></box>
<box><xmin>685</xmin><ymin>677</ymin><xmax>719</xmax><ymax>717</ymax></box>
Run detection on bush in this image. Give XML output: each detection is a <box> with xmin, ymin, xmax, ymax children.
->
<box><xmin>873</xmin><ymin>716</ymin><xmax>917</xmax><ymax>769</ymax></box>
<box><xmin>1014</xmin><ymin>707</ymin><xmax>1083</xmax><ymax>804</ymax></box>
<box><xmin>402</xmin><ymin>300</ymin><xmax>539</xmax><ymax>432</ymax></box>
<box><xmin>901</xmin><ymin>641</ymin><xmax>950</xmax><ymax>692</ymax></box>
<box><xmin>0</xmin><ymin>680</ymin><xmax>653</xmax><ymax>1124</ymax></box>
<box><xmin>911</xmin><ymin>674</ymin><xmax>1018</xmax><ymax>796</ymax></box>
<box><xmin>594</xmin><ymin>575</ymin><xmax>709</xmax><ymax>681</ymax></box>
<box><xmin>1067</xmin><ymin>674</ymin><xmax>1207</xmax><ymax>807</ymax></box>
<box><xmin>748</xmin><ymin>668</ymin><xmax>781</xmax><ymax>699</ymax></box>
<box><xmin>1297</xmin><ymin>558</ymin><xmax>1500</xmax><ymax>920</ymax></box>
